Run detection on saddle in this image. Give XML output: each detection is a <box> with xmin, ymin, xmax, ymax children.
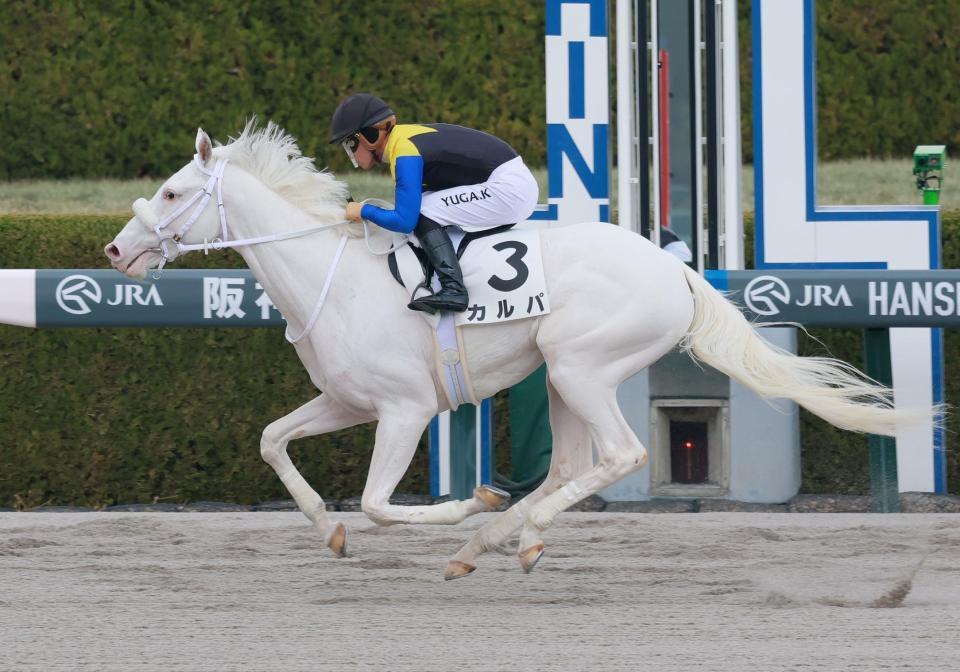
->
<box><xmin>386</xmin><ymin>224</ymin><xmax>515</xmax><ymax>292</ymax></box>
<box><xmin>383</xmin><ymin>223</ymin><xmax>551</xmax><ymax>410</ymax></box>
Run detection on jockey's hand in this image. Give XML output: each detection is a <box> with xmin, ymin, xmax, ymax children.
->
<box><xmin>345</xmin><ymin>201</ymin><xmax>364</xmax><ymax>222</ymax></box>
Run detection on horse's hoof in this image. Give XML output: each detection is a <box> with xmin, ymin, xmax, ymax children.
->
<box><xmin>444</xmin><ymin>560</ymin><xmax>477</xmax><ymax>581</ymax></box>
<box><xmin>327</xmin><ymin>523</ymin><xmax>348</xmax><ymax>558</ymax></box>
<box><xmin>518</xmin><ymin>543</ymin><xmax>544</xmax><ymax>573</ymax></box>
<box><xmin>474</xmin><ymin>484</ymin><xmax>510</xmax><ymax>510</ymax></box>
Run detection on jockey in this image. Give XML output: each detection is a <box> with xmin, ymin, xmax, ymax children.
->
<box><xmin>330</xmin><ymin>93</ymin><xmax>539</xmax><ymax>314</ymax></box>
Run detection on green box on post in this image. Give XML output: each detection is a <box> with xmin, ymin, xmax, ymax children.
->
<box><xmin>913</xmin><ymin>145</ymin><xmax>946</xmax><ymax>206</ymax></box>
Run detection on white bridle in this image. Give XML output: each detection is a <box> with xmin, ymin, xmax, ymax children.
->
<box><xmin>131</xmin><ymin>155</ymin><xmax>408</xmax><ymax>343</ymax></box>
<box><xmin>148</xmin><ymin>154</ymin><xmax>231</xmax><ymax>268</ymax></box>
<box><xmin>134</xmin><ymin>154</ymin><xmax>350</xmax><ymax>274</ymax></box>
<box><xmin>132</xmin><ymin>153</ymin><xmax>354</xmax><ymax>343</ymax></box>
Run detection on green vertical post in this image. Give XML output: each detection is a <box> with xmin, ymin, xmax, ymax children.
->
<box><xmin>508</xmin><ymin>365</ymin><xmax>553</xmax><ymax>494</ymax></box>
<box><xmin>449</xmin><ymin>404</ymin><xmax>478</xmax><ymax>500</ymax></box>
<box><xmin>863</xmin><ymin>327</ymin><xmax>900</xmax><ymax>512</ymax></box>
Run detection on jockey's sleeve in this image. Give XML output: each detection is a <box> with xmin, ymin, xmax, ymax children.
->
<box><xmin>359</xmin><ymin>155</ymin><xmax>423</xmax><ymax>234</ymax></box>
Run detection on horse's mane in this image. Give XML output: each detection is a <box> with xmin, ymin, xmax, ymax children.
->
<box><xmin>214</xmin><ymin>118</ymin><xmax>362</xmax><ymax>236</ymax></box>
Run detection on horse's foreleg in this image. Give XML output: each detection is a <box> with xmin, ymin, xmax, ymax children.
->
<box><xmin>444</xmin><ymin>376</ymin><xmax>592</xmax><ymax>579</ymax></box>
<box><xmin>260</xmin><ymin>394</ymin><xmax>372</xmax><ymax>556</ymax></box>
<box><xmin>360</xmin><ymin>410</ymin><xmax>509</xmax><ymax>526</ymax></box>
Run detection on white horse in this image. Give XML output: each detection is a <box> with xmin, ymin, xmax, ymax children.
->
<box><xmin>105</xmin><ymin>122</ymin><xmax>927</xmax><ymax>579</ymax></box>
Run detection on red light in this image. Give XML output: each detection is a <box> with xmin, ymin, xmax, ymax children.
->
<box><xmin>684</xmin><ymin>441</ymin><xmax>694</xmax><ymax>449</ymax></box>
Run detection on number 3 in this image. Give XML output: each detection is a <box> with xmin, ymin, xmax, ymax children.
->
<box><xmin>488</xmin><ymin>241</ymin><xmax>529</xmax><ymax>292</ymax></box>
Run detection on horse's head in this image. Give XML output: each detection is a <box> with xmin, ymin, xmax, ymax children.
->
<box><xmin>105</xmin><ymin>129</ymin><xmax>228</xmax><ymax>279</ymax></box>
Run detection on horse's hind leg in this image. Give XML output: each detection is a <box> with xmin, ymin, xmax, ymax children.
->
<box><xmin>260</xmin><ymin>394</ymin><xmax>373</xmax><ymax>557</ymax></box>
<box><xmin>516</xmin><ymin>364</ymin><xmax>655</xmax><ymax>572</ymax></box>
<box><xmin>445</xmin><ymin>376</ymin><xmax>592</xmax><ymax>579</ymax></box>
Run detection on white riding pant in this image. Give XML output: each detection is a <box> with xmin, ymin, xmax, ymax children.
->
<box><xmin>419</xmin><ymin>156</ymin><xmax>539</xmax><ymax>232</ymax></box>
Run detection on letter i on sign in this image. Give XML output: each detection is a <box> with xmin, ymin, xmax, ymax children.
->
<box><xmin>536</xmin><ymin>0</ymin><xmax>610</xmax><ymax>229</ymax></box>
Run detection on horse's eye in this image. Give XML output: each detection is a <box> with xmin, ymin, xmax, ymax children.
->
<box><xmin>163</xmin><ymin>190</ymin><xmax>176</xmax><ymax>201</ymax></box>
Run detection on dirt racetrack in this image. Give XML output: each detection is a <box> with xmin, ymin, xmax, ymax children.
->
<box><xmin>1</xmin><ymin>511</ymin><xmax>958</xmax><ymax>671</ymax></box>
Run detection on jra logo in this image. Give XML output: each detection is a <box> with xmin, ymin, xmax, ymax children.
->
<box><xmin>55</xmin><ymin>274</ymin><xmax>102</xmax><ymax>315</ymax></box>
<box><xmin>55</xmin><ymin>275</ymin><xmax>163</xmax><ymax>314</ymax></box>
<box><xmin>106</xmin><ymin>284</ymin><xmax>163</xmax><ymax>307</ymax></box>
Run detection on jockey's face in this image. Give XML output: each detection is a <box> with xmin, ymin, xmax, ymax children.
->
<box><xmin>353</xmin><ymin>137</ymin><xmax>379</xmax><ymax>170</ymax></box>
<box><xmin>354</xmin><ymin>124</ymin><xmax>392</xmax><ymax>169</ymax></box>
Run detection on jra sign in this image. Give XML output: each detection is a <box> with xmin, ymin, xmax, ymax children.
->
<box><xmin>711</xmin><ymin>270</ymin><xmax>960</xmax><ymax>327</ymax></box>
<box><xmin>10</xmin><ymin>268</ymin><xmax>960</xmax><ymax>329</ymax></box>
<box><xmin>36</xmin><ymin>270</ymin><xmax>283</xmax><ymax>327</ymax></box>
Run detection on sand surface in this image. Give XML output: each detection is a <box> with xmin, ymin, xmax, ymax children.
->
<box><xmin>1</xmin><ymin>512</ymin><xmax>958</xmax><ymax>671</ymax></box>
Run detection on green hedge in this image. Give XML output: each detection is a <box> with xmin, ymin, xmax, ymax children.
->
<box><xmin>1</xmin><ymin>214</ymin><xmax>958</xmax><ymax>506</ymax></box>
<box><xmin>0</xmin><ymin>0</ymin><xmax>546</xmax><ymax>179</ymax></box>
<box><xmin>738</xmin><ymin>0</ymin><xmax>960</xmax><ymax>161</ymax></box>
<box><xmin>2</xmin><ymin>0</ymin><xmax>958</xmax><ymax>179</ymax></box>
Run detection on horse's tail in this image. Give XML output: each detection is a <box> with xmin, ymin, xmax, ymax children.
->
<box><xmin>678</xmin><ymin>264</ymin><xmax>935</xmax><ymax>436</ymax></box>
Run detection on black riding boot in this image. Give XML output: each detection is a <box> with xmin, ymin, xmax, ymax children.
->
<box><xmin>408</xmin><ymin>227</ymin><xmax>469</xmax><ymax>314</ymax></box>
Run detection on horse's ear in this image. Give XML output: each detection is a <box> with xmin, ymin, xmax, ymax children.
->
<box><xmin>195</xmin><ymin>128</ymin><xmax>212</xmax><ymax>165</ymax></box>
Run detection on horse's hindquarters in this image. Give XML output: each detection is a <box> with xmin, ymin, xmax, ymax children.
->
<box><xmin>461</xmin><ymin>223</ymin><xmax>695</xmax><ymax>399</ymax></box>
<box><xmin>536</xmin><ymin>223</ymin><xmax>694</xmax><ymax>375</ymax></box>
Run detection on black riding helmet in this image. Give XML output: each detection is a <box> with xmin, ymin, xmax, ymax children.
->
<box><xmin>329</xmin><ymin>93</ymin><xmax>395</xmax><ymax>145</ymax></box>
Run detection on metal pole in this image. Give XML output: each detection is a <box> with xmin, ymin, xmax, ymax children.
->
<box><xmin>720</xmin><ymin>0</ymin><xmax>744</xmax><ymax>269</ymax></box>
<box><xmin>692</xmin><ymin>0</ymin><xmax>704</xmax><ymax>273</ymax></box>
<box><xmin>705</xmin><ymin>0</ymin><xmax>722</xmax><ymax>270</ymax></box>
<box><xmin>658</xmin><ymin>48</ymin><xmax>670</xmax><ymax>232</ymax></box>
<box><xmin>448</xmin><ymin>405</ymin><xmax>478</xmax><ymax>500</ymax></box>
<box><xmin>650</xmin><ymin>0</ymin><xmax>661</xmax><ymax>247</ymax></box>
<box><xmin>863</xmin><ymin>327</ymin><xmax>900</xmax><ymax>512</ymax></box>
<box><xmin>616</xmin><ymin>0</ymin><xmax>637</xmax><ymax>231</ymax></box>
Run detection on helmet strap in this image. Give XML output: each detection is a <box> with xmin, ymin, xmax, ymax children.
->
<box><xmin>341</xmin><ymin>139</ymin><xmax>359</xmax><ymax>168</ymax></box>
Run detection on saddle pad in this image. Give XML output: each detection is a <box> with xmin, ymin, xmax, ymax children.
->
<box><xmin>393</xmin><ymin>228</ymin><xmax>551</xmax><ymax>326</ymax></box>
